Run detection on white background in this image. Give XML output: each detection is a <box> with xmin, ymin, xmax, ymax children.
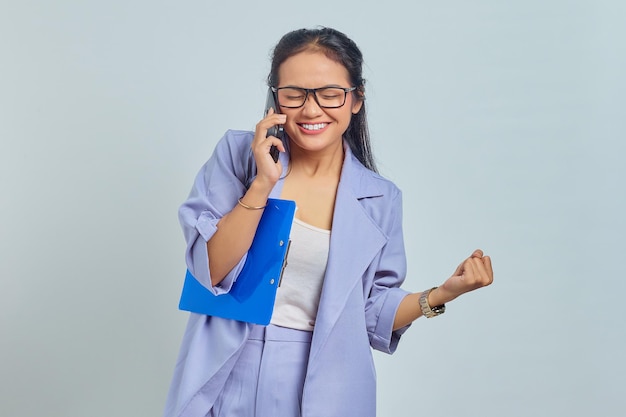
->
<box><xmin>1</xmin><ymin>1</ymin><xmax>625</xmax><ymax>416</ymax></box>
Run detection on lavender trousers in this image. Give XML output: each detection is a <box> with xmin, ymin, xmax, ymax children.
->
<box><xmin>207</xmin><ymin>324</ymin><xmax>313</xmax><ymax>417</ymax></box>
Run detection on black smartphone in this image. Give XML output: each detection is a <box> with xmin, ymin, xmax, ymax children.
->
<box><xmin>264</xmin><ymin>88</ymin><xmax>284</xmax><ymax>163</ymax></box>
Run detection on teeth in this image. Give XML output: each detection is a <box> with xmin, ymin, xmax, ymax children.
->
<box><xmin>301</xmin><ymin>123</ymin><xmax>327</xmax><ymax>131</ymax></box>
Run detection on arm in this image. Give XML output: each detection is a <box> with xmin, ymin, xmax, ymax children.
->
<box><xmin>392</xmin><ymin>250</ymin><xmax>494</xmax><ymax>330</ymax></box>
<box><xmin>364</xmin><ymin>189</ymin><xmax>412</xmax><ymax>353</ymax></box>
<box><xmin>179</xmin><ymin>112</ymin><xmax>286</xmax><ymax>293</ymax></box>
<box><xmin>205</xmin><ymin>110</ymin><xmax>286</xmax><ymax>285</ymax></box>
<box><xmin>205</xmin><ymin>180</ymin><xmax>273</xmax><ymax>285</ymax></box>
<box><xmin>362</xmin><ymin>188</ymin><xmax>493</xmax><ymax>346</ymax></box>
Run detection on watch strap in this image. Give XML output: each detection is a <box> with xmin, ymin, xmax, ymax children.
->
<box><xmin>419</xmin><ymin>287</ymin><xmax>446</xmax><ymax>318</ymax></box>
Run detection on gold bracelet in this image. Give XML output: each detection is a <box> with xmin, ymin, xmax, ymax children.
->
<box><xmin>237</xmin><ymin>197</ymin><xmax>267</xmax><ymax>210</ymax></box>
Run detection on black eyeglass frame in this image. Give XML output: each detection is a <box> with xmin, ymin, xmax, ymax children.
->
<box><xmin>270</xmin><ymin>86</ymin><xmax>358</xmax><ymax>109</ymax></box>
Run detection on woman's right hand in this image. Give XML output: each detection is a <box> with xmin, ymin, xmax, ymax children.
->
<box><xmin>251</xmin><ymin>107</ymin><xmax>287</xmax><ymax>189</ymax></box>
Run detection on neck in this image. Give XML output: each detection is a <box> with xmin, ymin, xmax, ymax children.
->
<box><xmin>288</xmin><ymin>140</ymin><xmax>345</xmax><ymax>178</ymax></box>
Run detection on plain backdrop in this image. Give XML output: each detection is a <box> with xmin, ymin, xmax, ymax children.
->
<box><xmin>1</xmin><ymin>1</ymin><xmax>625</xmax><ymax>416</ymax></box>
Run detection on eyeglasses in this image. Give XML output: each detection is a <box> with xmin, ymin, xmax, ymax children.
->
<box><xmin>271</xmin><ymin>86</ymin><xmax>357</xmax><ymax>109</ymax></box>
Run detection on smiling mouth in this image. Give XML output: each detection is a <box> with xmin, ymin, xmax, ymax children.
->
<box><xmin>298</xmin><ymin>123</ymin><xmax>328</xmax><ymax>131</ymax></box>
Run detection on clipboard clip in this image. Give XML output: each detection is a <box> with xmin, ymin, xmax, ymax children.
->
<box><xmin>277</xmin><ymin>239</ymin><xmax>291</xmax><ymax>287</ymax></box>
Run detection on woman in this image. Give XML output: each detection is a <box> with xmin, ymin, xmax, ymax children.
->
<box><xmin>164</xmin><ymin>27</ymin><xmax>493</xmax><ymax>417</ymax></box>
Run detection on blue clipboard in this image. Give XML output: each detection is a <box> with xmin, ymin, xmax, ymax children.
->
<box><xmin>178</xmin><ymin>198</ymin><xmax>296</xmax><ymax>325</ymax></box>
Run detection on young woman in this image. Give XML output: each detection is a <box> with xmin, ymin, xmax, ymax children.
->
<box><xmin>164</xmin><ymin>27</ymin><xmax>493</xmax><ymax>417</ymax></box>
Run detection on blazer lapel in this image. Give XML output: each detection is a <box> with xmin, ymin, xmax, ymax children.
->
<box><xmin>308</xmin><ymin>147</ymin><xmax>388</xmax><ymax>362</ymax></box>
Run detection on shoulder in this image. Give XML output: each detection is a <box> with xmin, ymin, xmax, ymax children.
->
<box><xmin>195</xmin><ymin>130</ymin><xmax>256</xmax><ymax>188</ymax></box>
<box><xmin>214</xmin><ymin>129</ymin><xmax>254</xmax><ymax>156</ymax></box>
<box><xmin>342</xmin><ymin>152</ymin><xmax>403</xmax><ymax>232</ymax></box>
<box><xmin>369</xmin><ymin>170</ymin><xmax>402</xmax><ymax>200</ymax></box>
<box><xmin>212</xmin><ymin>129</ymin><xmax>256</xmax><ymax>168</ymax></box>
<box><xmin>345</xmin><ymin>151</ymin><xmax>402</xmax><ymax>201</ymax></box>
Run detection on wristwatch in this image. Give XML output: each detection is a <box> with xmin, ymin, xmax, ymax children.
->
<box><xmin>419</xmin><ymin>287</ymin><xmax>446</xmax><ymax>318</ymax></box>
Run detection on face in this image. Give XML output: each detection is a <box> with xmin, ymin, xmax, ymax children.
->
<box><xmin>276</xmin><ymin>50</ymin><xmax>363</xmax><ymax>156</ymax></box>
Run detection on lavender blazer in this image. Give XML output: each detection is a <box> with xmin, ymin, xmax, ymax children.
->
<box><xmin>164</xmin><ymin>130</ymin><xmax>411</xmax><ymax>417</ymax></box>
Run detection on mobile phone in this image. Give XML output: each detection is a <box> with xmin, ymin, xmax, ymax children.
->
<box><xmin>264</xmin><ymin>88</ymin><xmax>284</xmax><ymax>163</ymax></box>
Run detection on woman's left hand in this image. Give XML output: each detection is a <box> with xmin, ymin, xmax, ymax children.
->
<box><xmin>437</xmin><ymin>249</ymin><xmax>494</xmax><ymax>302</ymax></box>
<box><xmin>393</xmin><ymin>249</ymin><xmax>493</xmax><ymax>329</ymax></box>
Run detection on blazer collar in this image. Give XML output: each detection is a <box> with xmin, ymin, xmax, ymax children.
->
<box><xmin>340</xmin><ymin>145</ymin><xmax>384</xmax><ymax>200</ymax></box>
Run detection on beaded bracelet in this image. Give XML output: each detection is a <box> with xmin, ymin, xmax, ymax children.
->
<box><xmin>237</xmin><ymin>197</ymin><xmax>267</xmax><ymax>210</ymax></box>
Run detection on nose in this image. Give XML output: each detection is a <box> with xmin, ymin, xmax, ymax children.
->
<box><xmin>302</xmin><ymin>91</ymin><xmax>323</xmax><ymax>116</ymax></box>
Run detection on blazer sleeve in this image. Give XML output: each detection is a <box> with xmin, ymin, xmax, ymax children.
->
<box><xmin>178</xmin><ymin>130</ymin><xmax>256</xmax><ymax>295</ymax></box>
<box><xmin>365</xmin><ymin>188</ymin><xmax>411</xmax><ymax>354</ymax></box>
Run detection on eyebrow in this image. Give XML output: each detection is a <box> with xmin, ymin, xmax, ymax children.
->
<box><xmin>279</xmin><ymin>84</ymin><xmax>346</xmax><ymax>89</ymax></box>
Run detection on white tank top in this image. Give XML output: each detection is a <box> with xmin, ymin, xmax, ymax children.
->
<box><xmin>270</xmin><ymin>217</ymin><xmax>330</xmax><ymax>331</ymax></box>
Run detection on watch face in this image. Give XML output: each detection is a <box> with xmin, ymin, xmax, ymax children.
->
<box><xmin>432</xmin><ymin>304</ymin><xmax>446</xmax><ymax>315</ymax></box>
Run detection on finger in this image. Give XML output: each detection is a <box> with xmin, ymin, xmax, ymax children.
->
<box><xmin>254</xmin><ymin>116</ymin><xmax>286</xmax><ymax>146</ymax></box>
<box><xmin>267</xmin><ymin>114</ymin><xmax>286</xmax><ymax>128</ymax></box>
<box><xmin>265</xmin><ymin>112</ymin><xmax>286</xmax><ymax>125</ymax></box>
<box><xmin>461</xmin><ymin>258</ymin><xmax>476</xmax><ymax>280</ymax></box>
<box><xmin>264</xmin><ymin>136</ymin><xmax>286</xmax><ymax>153</ymax></box>
<box><xmin>254</xmin><ymin>136</ymin><xmax>282</xmax><ymax>158</ymax></box>
<box><xmin>452</xmin><ymin>259</ymin><xmax>465</xmax><ymax>277</ymax></box>
<box><xmin>471</xmin><ymin>249</ymin><xmax>483</xmax><ymax>258</ymax></box>
<box><xmin>456</xmin><ymin>252</ymin><xmax>478</xmax><ymax>277</ymax></box>
<box><xmin>470</xmin><ymin>257</ymin><xmax>492</xmax><ymax>286</ymax></box>
<box><xmin>482</xmin><ymin>255</ymin><xmax>494</xmax><ymax>281</ymax></box>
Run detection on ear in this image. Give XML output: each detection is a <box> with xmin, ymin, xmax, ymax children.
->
<box><xmin>351</xmin><ymin>92</ymin><xmax>364</xmax><ymax>114</ymax></box>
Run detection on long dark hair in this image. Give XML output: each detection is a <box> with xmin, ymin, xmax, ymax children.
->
<box><xmin>268</xmin><ymin>27</ymin><xmax>377</xmax><ymax>172</ymax></box>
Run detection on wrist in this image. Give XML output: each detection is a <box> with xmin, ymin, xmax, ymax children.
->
<box><xmin>250</xmin><ymin>173</ymin><xmax>278</xmax><ymax>192</ymax></box>
<box><xmin>243</xmin><ymin>181</ymin><xmax>273</xmax><ymax>205</ymax></box>
<box><xmin>428</xmin><ymin>285</ymin><xmax>457</xmax><ymax>307</ymax></box>
<box><xmin>419</xmin><ymin>288</ymin><xmax>446</xmax><ymax>318</ymax></box>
